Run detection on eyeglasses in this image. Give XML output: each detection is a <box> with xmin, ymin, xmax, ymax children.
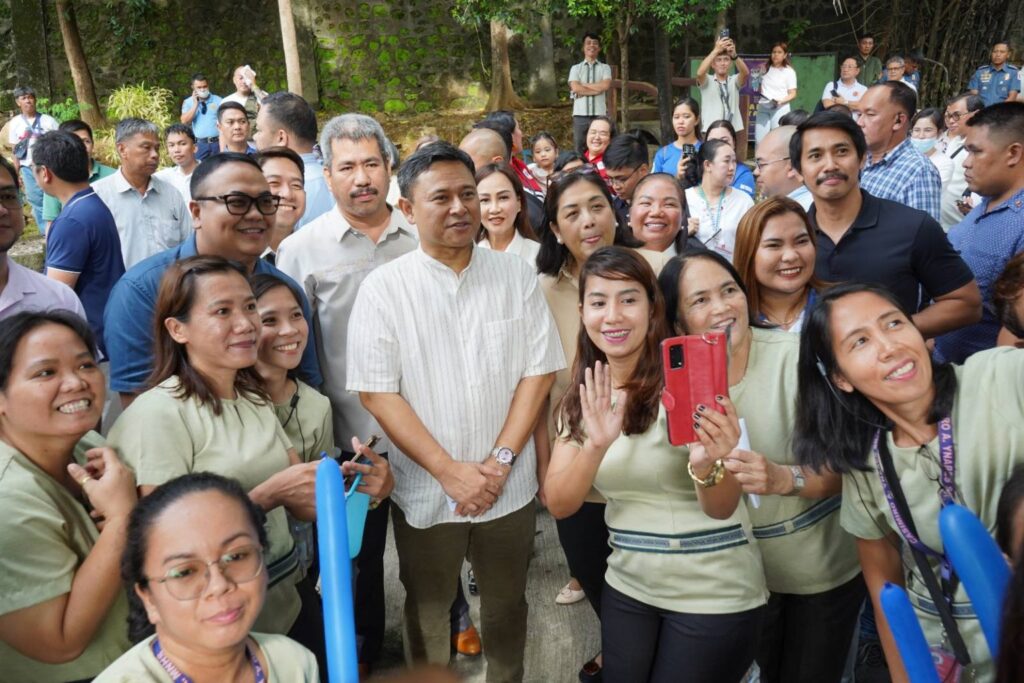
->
<box><xmin>147</xmin><ymin>544</ymin><xmax>265</xmax><ymax>601</ymax></box>
<box><xmin>944</xmin><ymin>111</ymin><xmax>966</xmax><ymax>122</ymax></box>
<box><xmin>754</xmin><ymin>157</ymin><xmax>790</xmax><ymax>171</ymax></box>
<box><xmin>0</xmin><ymin>189</ymin><xmax>23</xmax><ymax>209</ymax></box>
<box><xmin>194</xmin><ymin>193</ymin><xmax>281</xmax><ymax>216</ymax></box>
<box><xmin>607</xmin><ymin>165</ymin><xmax>642</xmax><ymax>189</ymax></box>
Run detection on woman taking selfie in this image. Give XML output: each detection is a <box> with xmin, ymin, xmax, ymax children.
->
<box><xmin>476</xmin><ymin>163</ymin><xmax>541</xmax><ymax>267</ymax></box>
<box><xmin>659</xmin><ymin>250</ymin><xmax>862</xmax><ymax>682</ymax></box>
<box><xmin>0</xmin><ymin>311</ymin><xmax>136</xmax><ymax>682</ymax></box>
<box><xmin>793</xmin><ymin>282</ymin><xmax>1024</xmax><ymax>682</ymax></box>
<box><xmin>683</xmin><ymin>139</ymin><xmax>755</xmax><ymax>261</ymax></box>
<box><xmin>733</xmin><ymin>197</ymin><xmax>826</xmax><ymax>334</ymax></box>
<box><xmin>95</xmin><ymin>472</ymin><xmax>319</xmax><ymax>681</ymax></box>
<box><xmin>545</xmin><ymin>246</ymin><xmax>767</xmax><ymax>682</ymax></box>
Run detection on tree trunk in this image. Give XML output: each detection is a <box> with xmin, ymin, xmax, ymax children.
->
<box><xmin>54</xmin><ymin>0</ymin><xmax>104</xmax><ymax>128</ymax></box>
<box><xmin>524</xmin><ymin>11</ymin><xmax>558</xmax><ymax>106</ymax></box>
<box><xmin>653</xmin><ymin>23</ymin><xmax>673</xmax><ymax>145</ymax></box>
<box><xmin>486</xmin><ymin>19</ymin><xmax>524</xmax><ymax>112</ymax></box>
<box><xmin>277</xmin><ymin>0</ymin><xmax>303</xmax><ymax>94</ymax></box>
<box><xmin>616</xmin><ymin>8</ymin><xmax>633</xmax><ymax>131</ymax></box>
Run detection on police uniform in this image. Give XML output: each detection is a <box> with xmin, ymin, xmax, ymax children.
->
<box><xmin>968</xmin><ymin>63</ymin><xmax>1020</xmax><ymax>106</ymax></box>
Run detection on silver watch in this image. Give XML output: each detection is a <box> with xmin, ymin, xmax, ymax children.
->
<box><xmin>491</xmin><ymin>446</ymin><xmax>517</xmax><ymax>468</ymax></box>
<box><xmin>788</xmin><ymin>465</ymin><xmax>806</xmax><ymax>495</ymax></box>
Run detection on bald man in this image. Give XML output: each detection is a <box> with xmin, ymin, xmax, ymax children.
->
<box><xmin>753</xmin><ymin>125</ymin><xmax>813</xmax><ymax>209</ymax></box>
<box><xmin>459</xmin><ymin>128</ymin><xmax>546</xmax><ymax>233</ymax></box>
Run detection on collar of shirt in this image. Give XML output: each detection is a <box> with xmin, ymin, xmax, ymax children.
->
<box><xmin>114</xmin><ymin>168</ymin><xmax>156</xmax><ymax>196</ymax></box>
<box><xmin>979</xmin><ymin>186</ymin><xmax>1024</xmax><ymax>218</ymax></box>
<box><xmin>809</xmin><ymin>190</ymin><xmax>880</xmax><ymax>236</ymax></box>
<box><xmin>0</xmin><ymin>257</ymin><xmax>37</xmax><ymax>310</ymax></box>
<box><xmin>413</xmin><ymin>243</ymin><xmax>479</xmax><ymax>280</ymax></box>
<box><xmin>865</xmin><ymin>137</ymin><xmax>912</xmax><ymax>168</ymax></box>
<box><xmin>788</xmin><ymin>184</ymin><xmax>812</xmax><ymax>201</ymax></box>
<box><xmin>328</xmin><ymin>204</ymin><xmax>414</xmax><ymax>243</ymax></box>
<box><xmin>483</xmin><ymin>229</ymin><xmax>526</xmax><ymax>252</ymax></box>
<box><xmin>556</xmin><ymin>263</ymin><xmax>579</xmax><ymax>288</ymax></box>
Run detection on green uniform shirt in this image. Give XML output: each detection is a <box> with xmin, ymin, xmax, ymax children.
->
<box><xmin>94</xmin><ymin>632</ymin><xmax>319</xmax><ymax>682</ymax></box>
<box><xmin>108</xmin><ymin>377</ymin><xmax>302</xmax><ymax>635</ymax></box>
<box><xmin>732</xmin><ymin>328</ymin><xmax>860</xmax><ymax>594</ymax></box>
<box><xmin>841</xmin><ymin>348</ymin><xmax>1024</xmax><ymax>682</ymax></box>
<box><xmin>274</xmin><ymin>379</ymin><xmax>334</xmax><ymax>463</ymax></box>
<box><xmin>0</xmin><ymin>433</ymin><xmax>131</xmax><ymax>683</ymax></box>
<box><xmin>590</xmin><ymin>407</ymin><xmax>769</xmax><ymax>614</ymax></box>
<box><xmin>42</xmin><ymin>161</ymin><xmax>116</xmax><ymax>223</ymax></box>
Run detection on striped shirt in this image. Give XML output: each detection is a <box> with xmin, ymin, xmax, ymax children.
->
<box><xmin>860</xmin><ymin>138</ymin><xmax>942</xmax><ymax>223</ymax></box>
<box><xmin>346</xmin><ymin>246</ymin><xmax>565</xmax><ymax>528</ymax></box>
<box><xmin>569</xmin><ymin>60</ymin><xmax>612</xmax><ymax>117</ymax></box>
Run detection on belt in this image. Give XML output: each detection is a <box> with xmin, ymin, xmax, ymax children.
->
<box><xmin>752</xmin><ymin>496</ymin><xmax>842</xmax><ymax>540</ymax></box>
<box><xmin>197</xmin><ymin>136</ymin><xmax>219</xmax><ymax>143</ymax></box>
<box><xmin>266</xmin><ymin>544</ymin><xmax>299</xmax><ymax>587</ymax></box>
<box><xmin>608</xmin><ymin>523</ymin><xmax>749</xmax><ymax>554</ymax></box>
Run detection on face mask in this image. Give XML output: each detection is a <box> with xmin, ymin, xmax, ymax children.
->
<box><xmin>911</xmin><ymin>137</ymin><xmax>937</xmax><ymax>154</ymax></box>
<box><xmin>196</xmin><ymin>89</ymin><xmax>210</xmax><ymax>99</ymax></box>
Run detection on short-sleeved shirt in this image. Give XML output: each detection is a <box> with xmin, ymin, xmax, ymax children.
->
<box><xmin>479</xmin><ymin>230</ymin><xmax>541</xmax><ymax>269</ymax></box>
<box><xmin>652</xmin><ymin>141</ymin><xmax>697</xmax><ymax>177</ymax></box>
<box><xmin>860</xmin><ymin>138</ymin><xmax>943</xmax><ymax>222</ymax></box>
<box><xmin>935</xmin><ymin>188</ymin><xmax>1024</xmax><ymax>363</ymax></box>
<box><xmin>569</xmin><ymin>60</ymin><xmax>612</xmax><ymax>117</ymax></box>
<box><xmin>787</xmin><ymin>184</ymin><xmax>814</xmax><ymax>211</ymax></box>
<box><xmin>0</xmin><ymin>255</ymin><xmax>86</xmax><ymax>321</ymax></box>
<box><xmin>181</xmin><ymin>94</ymin><xmax>223</xmax><ymax>140</ymax></box>
<box><xmin>277</xmin><ymin>207</ymin><xmax>416</xmax><ymax>453</ymax></box>
<box><xmin>732</xmin><ymin>329</ymin><xmax>860</xmax><ymax>594</ymax></box>
<box><xmin>153</xmin><ymin>164</ymin><xmax>195</xmax><ymax>204</ymax></box>
<box><xmin>759</xmin><ymin>66</ymin><xmax>797</xmax><ymax>102</ymax></box>
<box><xmin>275</xmin><ymin>380</ymin><xmax>334</xmax><ymax>463</ymax></box>
<box><xmin>840</xmin><ymin>348</ymin><xmax>1024</xmax><ymax>681</ymax></box>
<box><xmin>820</xmin><ymin>79</ymin><xmax>866</xmax><ymax>105</ymax></box>
<box><xmin>588</xmin><ymin>405</ymin><xmax>768</xmax><ymax>614</ymax></box>
<box><xmin>684</xmin><ymin>186</ymin><xmax>755</xmax><ymax>261</ymax></box>
<box><xmin>91</xmin><ymin>170</ymin><xmax>193</xmax><ymax>269</ymax></box>
<box><xmin>94</xmin><ymin>632</ymin><xmax>319</xmax><ymax>683</ymax></box>
<box><xmin>968</xmin><ymin>63</ymin><xmax>1020</xmax><ymax>106</ymax></box>
<box><xmin>44</xmin><ymin>188</ymin><xmax>125</xmax><ymax>356</ymax></box>
<box><xmin>810</xmin><ymin>190</ymin><xmax>974</xmax><ymax>314</ymax></box>
<box><xmin>860</xmin><ymin>55</ymin><xmax>884</xmax><ymax>86</ymax></box>
<box><xmin>0</xmin><ymin>435</ymin><xmax>132</xmax><ymax>682</ymax></box>
<box><xmin>107</xmin><ymin>378</ymin><xmax>301</xmax><ymax>634</ymax></box>
<box><xmin>295</xmin><ymin>153</ymin><xmax>336</xmax><ymax>230</ymax></box>
<box><xmin>346</xmin><ymin>246</ymin><xmax>565</xmax><ymax>529</ymax></box>
<box><xmin>7</xmin><ymin>112</ymin><xmax>59</xmax><ymax>164</ymax></box>
<box><xmin>103</xmin><ymin>233</ymin><xmax>322</xmax><ymax>394</ymax></box>
<box><xmin>699</xmin><ymin>73</ymin><xmax>745</xmax><ymax>132</ymax></box>
<box><xmin>43</xmin><ymin>161</ymin><xmax>116</xmax><ymax>223</ymax></box>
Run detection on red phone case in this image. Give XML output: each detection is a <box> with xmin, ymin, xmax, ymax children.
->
<box><xmin>660</xmin><ymin>332</ymin><xmax>729</xmax><ymax>446</ymax></box>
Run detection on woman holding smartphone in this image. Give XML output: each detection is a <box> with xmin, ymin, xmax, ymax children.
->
<box><xmin>544</xmin><ymin>246</ymin><xmax>766</xmax><ymax>682</ymax></box>
<box><xmin>793</xmin><ymin>282</ymin><xmax>1024</xmax><ymax>682</ymax></box>
<box><xmin>659</xmin><ymin>250</ymin><xmax>862</xmax><ymax>682</ymax></box>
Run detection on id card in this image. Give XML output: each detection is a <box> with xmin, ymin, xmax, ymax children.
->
<box><xmin>931</xmin><ymin>645</ymin><xmax>963</xmax><ymax>682</ymax></box>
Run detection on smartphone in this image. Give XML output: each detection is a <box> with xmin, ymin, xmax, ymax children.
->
<box><xmin>681</xmin><ymin>143</ymin><xmax>697</xmax><ymax>158</ymax></box>
<box><xmin>720</xmin><ymin>28</ymin><xmax>730</xmax><ymax>39</ymax></box>
<box><xmin>660</xmin><ymin>332</ymin><xmax>729</xmax><ymax>446</ymax></box>
<box><xmin>831</xmin><ymin>89</ymin><xmax>840</xmax><ymax>98</ymax></box>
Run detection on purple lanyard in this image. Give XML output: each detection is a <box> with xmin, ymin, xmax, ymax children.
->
<box><xmin>152</xmin><ymin>637</ymin><xmax>267</xmax><ymax>683</ymax></box>
<box><xmin>872</xmin><ymin>416</ymin><xmax>957</xmax><ymax>561</ymax></box>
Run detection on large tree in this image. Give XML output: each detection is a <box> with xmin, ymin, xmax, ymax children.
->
<box><xmin>55</xmin><ymin>0</ymin><xmax>104</xmax><ymax>128</ymax></box>
<box><xmin>277</xmin><ymin>0</ymin><xmax>302</xmax><ymax>94</ymax></box>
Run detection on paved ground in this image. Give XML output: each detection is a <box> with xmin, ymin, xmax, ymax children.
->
<box><xmin>373</xmin><ymin>505</ymin><xmax>601</xmax><ymax>682</ymax></box>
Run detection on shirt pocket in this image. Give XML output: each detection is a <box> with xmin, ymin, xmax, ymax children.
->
<box><xmin>154</xmin><ymin>210</ymin><xmax>186</xmax><ymax>248</ymax></box>
<box><xmin>483</xmin><ymin>318</ymin><xmax>526</xmax><ymax>390</ymax></box>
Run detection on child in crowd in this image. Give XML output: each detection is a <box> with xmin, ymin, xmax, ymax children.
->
<box><xmin>529</xmin><ymin>132</ymin><xmax>559</xmax><ymax>189</ymax></box>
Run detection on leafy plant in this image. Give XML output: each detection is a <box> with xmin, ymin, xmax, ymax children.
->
<box><xmin>35</xmin><ymin>96</ymin><xmax>82</xmax><ymax>122</ymax></box>
<box><xmin>105</xmin><ymin>83</ymin><xmax>175</xmax><ymax>129</ymax></box>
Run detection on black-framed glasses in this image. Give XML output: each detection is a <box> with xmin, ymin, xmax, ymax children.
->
<box><xmin>0</xmin><ymin>188</ymin><xmax>23</xmax><ymax>209</ymax></box>
<box><xmin>754</xmin><ymin>157</ymin><xmax>790</xmax><ymax>171</ymax></box>
<box><xmin>944</xmin><ymin>111</ymin><xmax>965</xmax><ymax>122</ymax></box>
<box><xmin>607</xmin><ymin>165</ymin><xmax>642</xmax><ymax>189</ymax></box>
<box><xmin>194</xmin><ymin>193</ymin><xmax>281</xmax><ymax>216</ymax></box>
<box><xmin>147</xmin><ymin>544</ymin><xmax>265</xmax><ymax>601</ymax></box>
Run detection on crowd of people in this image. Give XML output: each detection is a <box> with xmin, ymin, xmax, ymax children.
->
<box><xmin>1</xmin><ymin>27</ymin><xmax>1024</xmax><ymax>683</ymax></box>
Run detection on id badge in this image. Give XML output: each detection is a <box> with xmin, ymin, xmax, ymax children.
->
<box><xmin>931</xmin><ymin>645</ymin><xmax>963</xmax><ymax>682</ymax></box>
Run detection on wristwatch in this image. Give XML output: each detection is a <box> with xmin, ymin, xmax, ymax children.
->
<box><xmin>788</xmin><ymin>465</ymin><xmax>806</xmax><ymax>495</ymax></box>
<box><xmin>688</xmin><ymin>458</ymin><xmax>725</xmax><ymax>488</ymax></box>
<box><xmin>491</xmin><ymin>446</ymin><xmax>517</xmax><ymax>468</ymax></box>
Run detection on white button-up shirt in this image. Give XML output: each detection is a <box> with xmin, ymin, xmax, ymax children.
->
<box><xmin>276</xmin><ymin>206</ymin><xmax>418</xmax><ymax>454</ymax></box>
<box><xmin>0</xmin><ymin>256</ymin><xmax>85</xmax><ymax>321</ymax></box>
<box><xmin>347</xmin><ymin>245</ymin><xmax>565</xmax><ymax>528</ymax></box>
<box><xmin>92</xmin><ymin>169</ymin><xmax>192</xmax><ymax>268</ymax></box>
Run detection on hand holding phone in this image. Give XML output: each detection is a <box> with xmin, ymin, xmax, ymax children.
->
<box><xmin>661</xmin><ymin>333</ymin><xmax>729</xmax><ymax>446</ymax></box>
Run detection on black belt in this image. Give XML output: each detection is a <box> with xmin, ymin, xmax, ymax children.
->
<box><xmin>197</xmin><ymin>136</ymin><xmax>218</xmax><ymax>143</ymax></box>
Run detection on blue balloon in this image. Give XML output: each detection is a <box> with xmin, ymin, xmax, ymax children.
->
<box><xmin>316</xmin><ymin>458</ymin><xmax>360</xmax><ymax>683</ymax></box>
<box><xmin>344</xmin><ymin>472</ymin><xmax>370</xmax><ymax>559</ymax></box>
<box><xmin>880</xmin><ymin>583</ymin><xmax>940</xmax><ymax>683</ymax></box>
<box><xmin>939</xmin><ymin>503</ymin><xmax>1011</xmax><ymax>656</ymax></box>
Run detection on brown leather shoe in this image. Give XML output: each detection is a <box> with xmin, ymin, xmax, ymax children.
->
<box><xmin>452</xmin><ymin>624</ymin><xmax>482</xmax><ymax>656</ymax></box>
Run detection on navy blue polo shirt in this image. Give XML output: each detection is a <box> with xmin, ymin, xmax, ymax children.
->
<box><xmin>45</xmin><ymin>188</ymin><xmax>125</xmax><ymax>358</ymax></box>
<box><xmin>103</xmin><ymin>233</ymin><xmax>323</xmax><ymax>394</ymax></box>
<box><xmin>808</xmin><ymin>191</ymin><xmax>974</xmax><ymax>314</ymax></box>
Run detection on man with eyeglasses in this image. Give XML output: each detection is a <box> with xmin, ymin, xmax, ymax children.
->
<box><xmin>939</xmin><ymin>93</ymin><xmax>985</xmax><ymax>229</ymax></box>
<box><xmin>603</xmin><ymin>133</ymin><xmax>650</xmax><ymax>204</ymax></box>
<box><xmin>883</xmin><ymin>56</ymin><xmax>917</xmax><ymax>92</ymax></box>
<box><xmin>753</xmin><ymin>125</ymin><xmax>812</xmax><ymax>209</ymax></box>
<box><xmin>0</xmin><ymin>155</ymin><xmax>84</xmax><ymax>321</ymax></box>
<box><xmin>968</xmin><ymin>42</ymin><xmax>1019</xmax><ymax>106</ymax></box>
<box><xmin>820</xmin><ymin>57</ymin><xmax>866</xmax><ymax>114</ymax></box>
<box><xmin>104</xmin><ymin>153</ymin><xmax>322</xmax><ymax>408</ymax></box>
<box><xmin>92</xmin><ymin>118</ymin><xmax>192</xmax><ymax>269</ymax></box>
<box><xmin>180</xmin><ymin>73</ymin><xmax>222</xmax><ymax>161</ymax></box>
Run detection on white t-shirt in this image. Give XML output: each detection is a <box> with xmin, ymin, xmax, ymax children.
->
<box><xmin>760</xmin><ymin>66</ymin><xmax>798</xmax><ymax>102</ymax></box>
<box><xmin>153</xmin><ymin>165</ymin><xmax>194</xmax><ymax>204</ymax></box>
<box><xmin>700</xmin><ymin>73</ymin><xmax>745</xmax><ymax>132</ymax></box>
<box><xmin>926</xmin><ymin>150</ymin><xmax>953</xmax><ymax>191</ymax></box>
<box><xmin>820</xmin><ymin>79</ymin><xmax>865</xmax><ymax>104</ymax></box>
<box><xmin>684</xmin><ymin>186</ymin><xmax>755</xmax><ymax>262</ymax></box>
<box><xmin>7</xmin><ymin>113</ymin><xmax>59</xmax><ymax>164</ymax></box>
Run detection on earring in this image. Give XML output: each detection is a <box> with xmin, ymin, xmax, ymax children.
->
<box><xmin>556</xmin><ymin>236</ymin><xmax>563</xmax><ymax>244</ymax></box>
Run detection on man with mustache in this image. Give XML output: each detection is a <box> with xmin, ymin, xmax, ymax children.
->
<box><xmin>274</xmin><ymin>113</ymin><xmax>416</xmax><ymax>678</ymax></box>
<box><xmin>792</xmin><ymin>111</ymin><xmax>981</xmax><ymax>338</ymax></box>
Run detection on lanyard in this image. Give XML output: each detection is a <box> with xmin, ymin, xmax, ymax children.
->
<box><xmin>697</xmin><ymin>186</ymin><xmax>726</xmax><ymax>245</ymax></box>
<box><xmin>718</xmin><ymin>79</ymin><xmax>732</xmax><ymax>120</ymax></box>
<box><xmin>152</xmin><ymin>637</ymin><xmax>267</xmax><ymax>683</ymax></box>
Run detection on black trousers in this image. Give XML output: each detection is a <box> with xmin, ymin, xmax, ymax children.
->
<box><xmin>288</xmin><ymin>572</ymin><xmax>328</xmax><ymax>683</ymax></box>
<box><xmin>756</xmin><ymin>573</ymin><xmax>867</xmax><ymax>683</ymax></box>
<box><xmin>601</xmin><ymin>583</ymin><xmax>765</xmax><ymax>683</ymax></box>
<box><xmin>555</xmin><ymin>501</ymin><xmax>611</xmax><ymax>618</ymax></box>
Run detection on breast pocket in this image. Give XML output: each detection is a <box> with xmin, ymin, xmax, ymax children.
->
<box><xmin>483</xmin><ymin>318</ymin><xmax>526</xmax><ymax>389</ymax></box>
<box><xmin>154</xmin><ymin>209</ymin><xmax>186</xmax><ymax>249</ymax></box>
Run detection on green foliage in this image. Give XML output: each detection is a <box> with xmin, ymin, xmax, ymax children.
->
<box><xmin>450</xmin><ymin>0</ymin><xmax>548</xmax><ymax>44</ymax></box>
<box><xmin>36</xmin><ymin>97</ymin><xmax>82</xmax><ymax>122</ymax></box>
<box><xmin>105</xmin><ymin>84</ymin><xmax>175</xmax><ymax>129</ymax></box>
<box><xmin>785</xmin><ymin>19</ymin><xmax>812</xmax><ymax>47</ymax></box>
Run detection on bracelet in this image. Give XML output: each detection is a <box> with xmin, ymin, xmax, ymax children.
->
<box><xmin>688</xmin><ymin>458</ymin><xmax>725</xmax><ymax>488</ymax></box>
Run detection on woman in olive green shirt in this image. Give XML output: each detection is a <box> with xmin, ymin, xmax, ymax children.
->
<box><xmin>0</xmin><ymin>311</ymin><xmax>137</xmax><ymax>683</ymax></box>
<box><xmin>794</xmin><ymin>282</ymin><xmax>1024</xmax><ymax>683</ymax></box>
<box><xmin>95</xmin><ymin>472</ymin><xmax>319</xmax><ymax>682</ymax></box>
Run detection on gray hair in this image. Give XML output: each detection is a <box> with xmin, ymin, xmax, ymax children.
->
<box><xmin>886</xmin><ymin>56</ymin><xmax>906</xmax><ymax>69</ymax></box>
<box><xmin>115</xmin><ymin>117</ymin><xmax>160</xmax><ymax>144</ymax></box>
<box><xmin>319</xmin><ymin>114</ymin><xmax>389</xmax><ymax>169</ymax></box>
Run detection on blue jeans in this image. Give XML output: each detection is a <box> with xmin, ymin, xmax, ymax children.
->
<box><xmin>19</xmin><ymin>165</ymin><xmax>43</xmax><ymax>230</ymax></box>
